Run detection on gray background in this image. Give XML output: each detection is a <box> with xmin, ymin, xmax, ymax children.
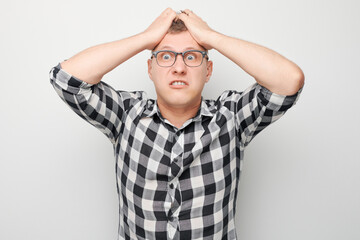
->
<box><xmin>1</xmin><ymin>0</ymin><xmax>359</xmax><ymax>239</ymax></box>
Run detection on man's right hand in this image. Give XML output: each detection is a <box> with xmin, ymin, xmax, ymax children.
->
<box><xmin>59</xmin><ymin>8</ymin><xmax>177</xmax><ymax>85</ymax></box>
<box><xmin>142</xmin><ymin>8</ymin><xmax>177</xmax><ymax>50</ymax></box>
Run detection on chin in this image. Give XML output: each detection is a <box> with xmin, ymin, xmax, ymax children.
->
<box><xmin>157</xmin><ymin>91</ymin><xmax>200</xmax><ymax>108</ymax></box>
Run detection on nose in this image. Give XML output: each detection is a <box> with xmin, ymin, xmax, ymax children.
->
<box><xmin>172</xmin><ymin>54</ymin><xmax>187</xmax><ymax>74</ymax></box>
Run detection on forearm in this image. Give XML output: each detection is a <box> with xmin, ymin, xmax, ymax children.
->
<box><xmin>60</xmin><ymin>32</ymin><xmax>150</xmax><ymax>85</ymax></box>
<box><xmin>209</xmin><ymin>32</ymin><xmax>304</xmax><ymax>95</ymax></box>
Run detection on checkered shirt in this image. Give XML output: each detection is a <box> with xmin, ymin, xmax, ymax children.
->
<box><xmin>49</xmin><ymin>62</ymin><xmax>302</xmax><ymax>240</ymax></box>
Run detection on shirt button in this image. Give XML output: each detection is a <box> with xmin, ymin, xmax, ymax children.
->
<box><xmin>174</xmin><ymin>158</ymin><xmax>178</xmax><ymax>162</ymax></box>
<box><xmin>169</xmin><ymin>183</ymin><xmax>174</xmax><ymax>189</ymax></box>
<box><xmin>168</xmin><ymin>216</ymin><xmax>175</xmax><ymax>222</ymax></box>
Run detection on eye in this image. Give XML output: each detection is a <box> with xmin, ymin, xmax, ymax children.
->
<box><xmin>186</xmin><ymin>54</ymin><xmax>196</xmax><ymax>61</ymax></box>
<box><xmin>158</xmin><ymin>52</ymin><xmax>173</xmax><ymax>61</ymax></box>
<box><xmin>162</xmin><ymin>54</ymin><xmax>171</xmax><ymax>60</ymax></box>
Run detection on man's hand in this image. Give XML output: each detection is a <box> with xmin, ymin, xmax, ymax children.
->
<box><xmin>177</xmin><ymin>9</ymin><xmax>219</xmax><ymax>50</ymax></box>
<box><xmin>142</xmin><ymin>8</ymin><xmax>177</xmax><ymax>50</ymax></box>
<box><xmin>178</xmin><ymin>9</ymin><xmax>304</xmax><ymax>95</ymax></box>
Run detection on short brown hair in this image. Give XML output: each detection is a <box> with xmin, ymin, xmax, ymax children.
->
<box><xmin>152</xmin><ymin>18</ymin><xmax>208</xmax><ymax>54</ymax></box>
<box><xmin>168</xmin><ymin>19</ymin><xmax>188</xmax><ymax>33</ymax></box>
<box><xmin>152</xmin><ymin>19</ymin><xmax>187</xmax><ymax>51</ymax></box>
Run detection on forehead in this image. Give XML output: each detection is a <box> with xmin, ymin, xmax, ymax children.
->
<box><xmin>154</xmin><ymin>31</ymin><xmax>205</xmax><ymax>51</ymax></box>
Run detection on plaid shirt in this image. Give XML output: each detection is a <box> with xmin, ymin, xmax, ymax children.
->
<box><xmin>49</xmin><ymin>62</ymin><xmax>302</xmax><ymax>240</ymax></box>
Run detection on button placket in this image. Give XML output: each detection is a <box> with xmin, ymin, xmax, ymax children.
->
<box><xmin>167</xmin><ymin>179</ymin><xmax>179</xmax><ymax>205</ymax></box>
<box><xmin>168</xmin><ymin>180</ymin><xmax>176</xmax><ymax>200</ymax></box>
<box><xmin>170</xmin><ymin>130</ymin><xmax>184</xmax><ymax>177</ymax></box>
<box><xmin>166</xmin><ymin>181</ymin><xmax>182</xmax><ymax>238</ymax></box>
<box><xmin>167</xmin><ymin>130</ymin><xmax>183</xmax><ymax>239</ymax></box>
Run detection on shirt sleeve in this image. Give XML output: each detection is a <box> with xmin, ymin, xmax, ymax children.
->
<box><xmin>49</xmin><ymin>62</ymin><xmax>145</xmax><ymax>144</ymax></box>
<box><xmin>219</xmin><ymin>82</ymin><xmax>303</xmax><ymax>147</ymax></box>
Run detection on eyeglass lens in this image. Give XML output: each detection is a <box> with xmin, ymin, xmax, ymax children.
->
<box><xmin>156</xmin><ymin>51</ymin><xmax>204</xmax><ymax>67</ymax></box>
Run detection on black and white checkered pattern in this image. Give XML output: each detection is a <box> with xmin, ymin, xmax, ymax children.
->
<box><xmin>49</xmin><ymin>62</ymin><xmax>302</xmax><ymax>240</ymax></box>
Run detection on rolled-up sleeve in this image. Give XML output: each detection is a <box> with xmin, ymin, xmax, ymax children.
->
<box><xmin>49</xmin><ymin>62</ymin><xmax>143</xmax><ymax>144</ymax></box>
<box><xmin>220</xmin><ymin>82</ymin><xmax>303</xmax><ymax>147</ymax></box>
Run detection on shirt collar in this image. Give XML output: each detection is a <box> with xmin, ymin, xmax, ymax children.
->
<box><xmin>193</xmin><ymin>97</ymin><xmax>216</xmax><ymax>120</ymax></box>
<box><xmin>140</xmin><ymin>97</ymin><xmax>216</xmax><ymax>121</ymax></box>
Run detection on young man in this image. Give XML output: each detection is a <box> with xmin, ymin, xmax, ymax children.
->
<box><xmin>49</xmin><ymin>8</ymin><xmax>304</xmax><ymax>240</ymax></box>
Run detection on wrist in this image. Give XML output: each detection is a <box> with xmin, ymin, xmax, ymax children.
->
<box><xmin>139</xmin><ymin>27</ymin><xmax>171</xmax><ymax>51</ymax></box>
<box><xmin>137</xmin><ymin>31</ymin><xmax>157</xmax><ymax>51</ymax></box>
<box><xmin>206</xmin><ymin>31</ymin><xmax>226</xmax><ymax>50</ymax></box>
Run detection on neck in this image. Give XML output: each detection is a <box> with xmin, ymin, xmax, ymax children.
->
<box><xmin>157</xmin><ymin>98</ymin><xmax>201</xmax><ymax>129</ymax></box>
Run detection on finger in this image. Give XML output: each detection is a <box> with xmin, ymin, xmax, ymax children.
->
<box><xmin>181</xmin><ymin>9</ymin><xmax>201</xmax><ymax>21</ymax></box>
<box><xmin>179</xmin><ymin>10</ymin><xmax>188</xmax><ymax>17</ymax></box>
<box><xmin>163</xmin><ymin>7</ymin><xmax>174</xmax><ymax>15</ymax></box>
<box><xmin>182</xmin><ymin>9</ymin><xmax>192</xmax><ymax>15</ymax></box>
<box><xmin>177</xmin><ymin>13</ymin><xmax>189</xmax><ymax>23</ymax></box>
<box><xmin>178</xmin><ymin>12</ymin><xmax>197</xmax><ymax>27</ymax></box>
<box><xmin>181</xmin><ymin>9</ymin><xmax>195</xmax><ymax>17</ymax></box>
<box><xmin>162</xmin><ymin>8</ymin><xmax>177</xmax><ymax>20</ymax></box>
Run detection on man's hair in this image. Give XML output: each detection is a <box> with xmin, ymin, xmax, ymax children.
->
<box><xmin>153</xmin><ymin>18</ymin><xmax>208</xmax><ymax>54</ymax></box>
<box><xmin>168</xmin><ymin>19</ymin><xmax>188</xmax><ymax>33</ymax></box>
<box><xmin>167</xmin><ymin>19</ymin><xmax>208</xmax><ymax>54</ymax></box>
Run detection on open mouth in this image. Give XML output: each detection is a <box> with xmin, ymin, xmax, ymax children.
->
<box><xmin>171</xmin><ymin>81</ymin><xmax>186</xmax><ymax>86</ymax></box>
<box><xmin>170</xmin><ymin>80</ymin><xmax>188</xmax><ymax>86</ymax></box>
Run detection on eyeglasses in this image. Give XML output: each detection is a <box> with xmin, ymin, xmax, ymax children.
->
<box><xmin>151</xmin><ymin>50</ymin><xmax>209</xmax><ymax>67</ymax></box>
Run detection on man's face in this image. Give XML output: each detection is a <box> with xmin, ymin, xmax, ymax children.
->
<box><xmin>147</xmin><ymin>31</ymin><xmax>213</xmax><ymax>109</ymax></box>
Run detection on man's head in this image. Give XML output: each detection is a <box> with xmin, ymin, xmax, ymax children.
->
<box><xmin>154</xmin><ymin>19</ymin><xmax>207</xmax><ymax>53</ymax></box>
<box><xmin>147</xmin><ymin>19</ymin><xmax>213</xmax><ymax>109</ymax></box>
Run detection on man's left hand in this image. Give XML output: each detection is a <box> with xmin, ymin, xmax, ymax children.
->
<box><xmin>177</xmin><ymin>9</ymin><xmax>218</xmax><ymax>50</ymax></box>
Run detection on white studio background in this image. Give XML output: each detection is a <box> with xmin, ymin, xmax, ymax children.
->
<box><xmin>1</xmin><ymin>0</ymin><xmax>359</xmax><ymax>239</ymax></box>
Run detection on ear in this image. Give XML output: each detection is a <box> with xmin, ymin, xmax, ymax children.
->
<box><xmin>205</xmin><ymin>60</ymin><xmax>213</xmax><ymax>83</ymax></box>
<box><xmin>147</xmin><ymin>59</ymin><xmax>153</xmax><ymax>81</ymax></box>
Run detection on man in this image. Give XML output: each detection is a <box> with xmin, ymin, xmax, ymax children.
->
<box><xmin>49</xmin><ymin>8</ymin><xmax>304</xmax><ymax>240</ymax></box>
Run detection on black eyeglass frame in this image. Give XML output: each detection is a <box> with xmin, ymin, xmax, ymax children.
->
<box><xmin>151</xmin><ymin>50</ymin><xmax>209</xmax><ymax>67</ymax></box>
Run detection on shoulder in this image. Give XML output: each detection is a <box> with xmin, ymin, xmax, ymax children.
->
<box><xmin>115</xmin><ymin>90</ymin><xmax>150</xmax><ymax>111</ymax></box>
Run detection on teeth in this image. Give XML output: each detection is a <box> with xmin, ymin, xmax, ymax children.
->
<box><xmin>172</xmin><ymin>81</ymin><xmax>186</xmax><ymax>86</ymax></box>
